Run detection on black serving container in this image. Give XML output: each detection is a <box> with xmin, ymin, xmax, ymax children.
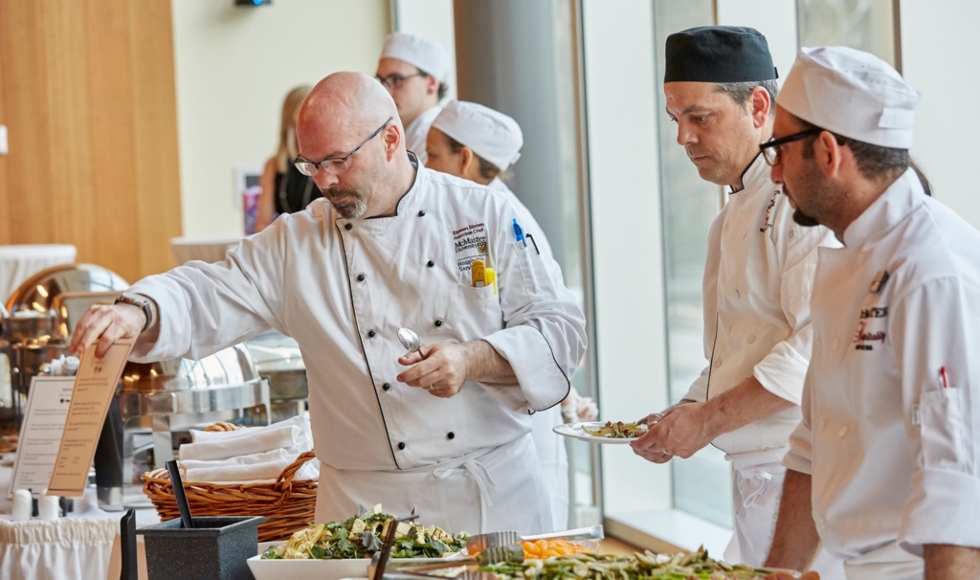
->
<box><xmin>136</xmin><ymin>516</ymin><xmax>263</xmax><ymax>580</ymax></box>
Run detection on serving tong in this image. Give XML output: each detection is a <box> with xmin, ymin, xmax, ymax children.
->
<box><xmin>372</xmin><ymin>512</ymin><xmax>523</xmax><ymax>580</ymax></box>
<box><xmin>465</xmin><ymin>525</ymin><xmax>604</xmax><ymax>555</ymax></box>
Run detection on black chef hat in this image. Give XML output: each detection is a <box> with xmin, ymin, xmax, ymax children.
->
<box><xmin>664</xmin><ymin>26</ymin><xmax>777</xmax><ymax>83</ymax></box>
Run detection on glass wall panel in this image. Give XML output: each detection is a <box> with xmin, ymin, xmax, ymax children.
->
<box><xmin>652</xmin><ymin>0</ymin><xmax>734</xmax><ymax>529</ymax></box>
<box><xmin>798</xmin><ymin>0</ymin><xmax>896</xmax><ymax>65</ymax></box>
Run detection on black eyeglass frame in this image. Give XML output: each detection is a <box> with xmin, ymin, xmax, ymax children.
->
<box><xmin>294</xmin><ymin>116</ymin><xmax>394</xmax><ymax>177</ymax></box>
<box><xmin>759</xmin><ymin>128</ymin><xmax>824</xmax><ymax>167</ymax></box>
<box><xmin>376</xmin><ymin>72</ymin><xmax>426</xmax><ymax>90</ymax></box>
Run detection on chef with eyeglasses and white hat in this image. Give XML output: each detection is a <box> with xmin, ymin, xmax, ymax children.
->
<box><xmin>763</xmin><ymin>46</ymin><xmax>980</xmax><ymax>579</ymax></box>
<box><xmin>376</xmin><ymin>32</ymin><xmax>450</xmax><ymax>165</ymax></box>
<box><xmin>425</xmin><ymin>100</ymin><xmax>599</xmax><ymax>529</ymax></box>
<box><xmin>69</xmin><ymin>72</ymin><xmax>587</xmax><ymax>536</ymax></box>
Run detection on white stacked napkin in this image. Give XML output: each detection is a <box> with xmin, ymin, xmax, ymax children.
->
<box><xmin>177</xmin><ymin>413</ymin><xmax>318</xmax><ymax>483</ymax></box>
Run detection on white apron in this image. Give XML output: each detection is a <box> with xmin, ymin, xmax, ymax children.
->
<box><xmin>723</xmin><ymin>449</ymin><xmax>844</xmax><ymax>579</ymax></box>
<box><xmin>315</xmin><ymin>434</ymin><xmax>553</xmax><ymax>534</ymax></box>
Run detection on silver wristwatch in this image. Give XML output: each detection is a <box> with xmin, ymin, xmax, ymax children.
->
<box><xmin>114</xmin><ymin>293</ymin><xmax>153</xmax><ymax>333</ymax></box>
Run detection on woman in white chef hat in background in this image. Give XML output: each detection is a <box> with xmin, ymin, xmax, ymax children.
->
<box><xmin>425</xmin><ymin>100</ymin><xmax>598</xmax><ymax>529</ymax></box>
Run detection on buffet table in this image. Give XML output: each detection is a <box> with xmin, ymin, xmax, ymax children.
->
<box><xmin>0</xmin><ymin>463</ymin><xmax>159</xmax><ymax>580</ymax></box>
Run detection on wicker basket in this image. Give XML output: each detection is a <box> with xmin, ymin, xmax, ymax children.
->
<box><xmin>141</xmin><ymin>449</ymin><xmax>318</xmax><ymax>543</ymax></box>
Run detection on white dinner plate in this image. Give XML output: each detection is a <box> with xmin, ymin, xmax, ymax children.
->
<box><xmin>553</xmin><ymin>422</ymin><xmax>646</xmax><ymax>444</ymax></box>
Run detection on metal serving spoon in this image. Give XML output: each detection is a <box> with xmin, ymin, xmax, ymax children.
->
<box><xmin>397</xmin><ymin>327</ymin><xmax>434</xmax><ymax>390</ymax></box>
<box><xmin>397</xmin><ymin>327</ymin><xmax>420</xmax><ymax>355</ymax></box>
<box><xmin>397</xmin><ymin>327</ymin><xmax>430</xmax><ymax>361</ymax></box>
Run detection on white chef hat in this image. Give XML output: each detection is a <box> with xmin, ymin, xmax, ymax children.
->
<box><xmin>380</xmin><ymin>32</ymin><xmax>450</xmax><ymax>83</ymax></box>
<box><xmin>432</xmin><ymin>101</ymin><xmax>523</xmax><ymax>171</ymax></box>
<box><xmin>777</xmin><ymin>46</ymin><xmax>919</xmax><ymax>149</ymax></box>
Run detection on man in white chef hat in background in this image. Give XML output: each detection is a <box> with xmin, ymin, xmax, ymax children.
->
<box><xmin>376</xmin><ymin>32</ymin><xmax>450</xmax><ymax>165</ymax></box>
<box><xmin>763</xmin><ymin>46</ymin><xmax>980</xmax><ymax>579</ymax></box>
<box><xmin>425</xmin><ymin>100</ymin><xmax>600</xmax><ymax>529</ymax></box>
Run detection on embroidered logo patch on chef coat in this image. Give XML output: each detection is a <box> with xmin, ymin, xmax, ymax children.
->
<box><xmin>454</xmin><ymin>223</ymin><xmax>488</xmax><ymax>272</ymax></box>
<box><xmin>853</xmin><ymin>270</ymin><xmax>891</xmax><ymax>350</ymax></box>
<box><xmin>853</xmin><ymin>320</ymin><xmax>887</xmax><ymax>350</ymax></box>
<box><xmin>759</xmin><ymin>188</ymin><xmax>781</xmax><ymax>232</ymax></box>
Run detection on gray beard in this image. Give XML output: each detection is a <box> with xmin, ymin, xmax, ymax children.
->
<box><xmin>327</xmin><ymin>188</ymin><xmax>367</xmax><ymax>220</ymax></box>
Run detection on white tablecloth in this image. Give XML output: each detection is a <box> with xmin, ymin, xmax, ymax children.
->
<box><xmin>0</xmin><ymin>517</ymin><xmax>116</xmax><ymax>580</ymax></box>
<box><xmin>0</xmin><ymin>463</ymin><xmax>158</xmax><ymax>579</ymax></box>
<box><xmin>170</xmin><ymin>235</ymin><xmax>244</xmax><ymax>265</ymax></box>
<box><xmin>0</xmin><ymin>245</ymin><xmax>77</xmax><ymax>304</ymax></box>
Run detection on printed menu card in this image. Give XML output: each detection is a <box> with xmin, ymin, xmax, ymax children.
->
<box><xmin>47</xmin><ymin>339</ymin><xmax>134</xmax><ymax>496</ymax></box>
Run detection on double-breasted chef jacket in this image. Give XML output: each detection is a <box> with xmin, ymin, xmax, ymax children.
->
<box><xmin>683</xmin><ymin>154</ymin><xmax>840</xmax><ymax>575</ymax></box>
<box><xmin>784</xmin><ymin>168</ymin><xmax>980</xmax><ymax>579</ymax></box>
<box><xmin>128</xmin><ymin>157</ymin><xmax>588</xmax><ymax>535</ymax></box>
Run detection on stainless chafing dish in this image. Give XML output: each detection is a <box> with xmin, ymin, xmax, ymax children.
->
<box><xmin>1</xmin><ymin>263</ymin><xmax>276</xmax><ymax>509</ymax></box>
<box><xmin>117</xmin><ymin>344</ymin><xmax>270</xmax><ymax>463</ymax></box>
<box><xmin>0</xmin><ymin>264</ymin><xmax>118</xmax><ymax>428</ymax></box>
<box><xmin>243</xmin><ymin>331</ymin><xmax>309</xmax><ymax>422</ymax></box>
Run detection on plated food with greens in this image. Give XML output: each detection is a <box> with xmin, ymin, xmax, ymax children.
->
<box><xmin>260</xmin><ymin>504</ymin><xmax>469</xmax><ymax>560</ymax></box>
<box><xmin>553</xmin><ymin>421</ymin><xmax>648</xmax><ymax>444</ymax></box>
<box><xmin>480</xmin><ymin>548</ymin><xmax>804</xmax><ymax>580</ymax></box>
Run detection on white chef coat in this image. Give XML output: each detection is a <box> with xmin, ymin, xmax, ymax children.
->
<box><xmin>784</xmin><ymin>167</ymin><xmax>980</xmax><ymax>579</ymax></box>
<box><xmin>683</xmin><ymin>154</ymin><xmax>841</xmax><ymax>575</ymax></box>
<box><xmin>405</xmin><ymin>104</ymin><xmax>443</xmax><ymax>165</ymax></box>
<box><xmin>127</xmin><ymin>156</ymin><xmax>587</xmax><ymax>534</ymax></box>
<box><xmin>490</xmin><ymin>176</ymin><xmax>569</xmax><ymax>528</ymax></box>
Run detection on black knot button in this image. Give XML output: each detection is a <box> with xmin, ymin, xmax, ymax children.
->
<box><xmin>344</xmin><ymin>223</ymin><xmax>352</xmax><ymax>231</ymax></box>
<box><xmin>426</xmin><ymin>260</ymin><xmax>435</xmax><ymax>268</ymax></box>
<box><xmin>418</xmin><ymin>210</ymin><xmax>426</xmax><ymax>217</ymax></box>
<box><xmin>447</xmin><ymin>432</ymin><xmax>455</xmax><ymax>440</ymax></box>
<box><xmin>367</xmin><ymin>329</ymin><xmax>376</xmax><ymax>338</ymax></box>
<box><xmin>382</xmin><ymin>383</ymin><xmax>391</xmax><ymax>391</ymax></box>
<box><xmin>434</xmin><ymin>319</ymin><xmax>443</xmax><ymax>327</ymax></box>
<box><xmin>397</xmin><ymin>442</ymin><xmax>406</xmax><ymax>450</ymax></box>
<box><xmin>356</xmin><ymin>274</ymin><xmax>365</xmax><ymax>282</ymax></box>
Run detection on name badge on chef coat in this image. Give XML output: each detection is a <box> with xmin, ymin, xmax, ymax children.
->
<box><xmin>454</xmin><ymin>222</ymin><xmax>489</xmax><ymax>272</ymax></box>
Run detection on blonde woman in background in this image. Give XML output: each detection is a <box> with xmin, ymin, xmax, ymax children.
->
<box><xmin>256</xmin><ymin>85</ymin><xmax>320</xmax><ymax>232</ymax></box>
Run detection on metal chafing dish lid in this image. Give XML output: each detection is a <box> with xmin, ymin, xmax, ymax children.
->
<box><xmin>117</xmin><ymin>344</ymin><xmax>265</xmax><ymax>419</ymax></box>
<box><xmin>120</xmin><ymin>344</ymin><xmax>259</xmax><ymax>392</ymax></box>
<box><xmin>5</xmin><ymin>263</ymin><xmax>129</xmax><ymax>313</ymax></box>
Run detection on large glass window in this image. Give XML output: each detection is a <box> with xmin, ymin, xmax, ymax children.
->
<box><xmin>798</xmin><ymin>0</ymin><xmax>897</xmax><ymax>66</ymax></box>
<box><xmin>652</xmin><ymin>0</ymin><xmax>734</xmax><ymax>529</ymax></box>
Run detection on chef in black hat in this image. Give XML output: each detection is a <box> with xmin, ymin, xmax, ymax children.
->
<box><xmin>631</xmin><ymin>26</ymin><xmax>842</xmax><ymax>577</ymax></box>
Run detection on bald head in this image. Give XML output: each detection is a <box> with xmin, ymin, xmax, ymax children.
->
<box><xmin>297</xmin><ymin>72</ymin><xmax>401</xmax><ymax>154</ymax></box>
<box><xmin>294</xmin><ymin>72</ymin><xmax>416</xmax><ymax>221</ymax></box>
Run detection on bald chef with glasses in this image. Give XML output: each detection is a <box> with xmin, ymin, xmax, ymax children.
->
<box><xmin>71</xmin><ymin>72</ymin><xmax>587</xmax><ymax>535</ymax></box>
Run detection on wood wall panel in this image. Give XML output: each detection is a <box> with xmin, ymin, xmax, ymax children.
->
<box><xmin>0</xmin><ymin>0</ymin><xmax>181</xmax><ymax>285</ymax></box>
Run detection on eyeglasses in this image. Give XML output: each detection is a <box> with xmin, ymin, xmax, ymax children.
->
<box><xmin>294</xmin><ymin>117</ymin><xmax>394</xmax><ymax>177</ymax></box>
<box><xmin>759</xmin><ymin>128</ymin><xmax>824</xmax><ymax>167</ymax></box>
<box><xmin>376</xmin><ymin>72</ymin><xmax>425</xmax><ymax>90</ymax></box>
